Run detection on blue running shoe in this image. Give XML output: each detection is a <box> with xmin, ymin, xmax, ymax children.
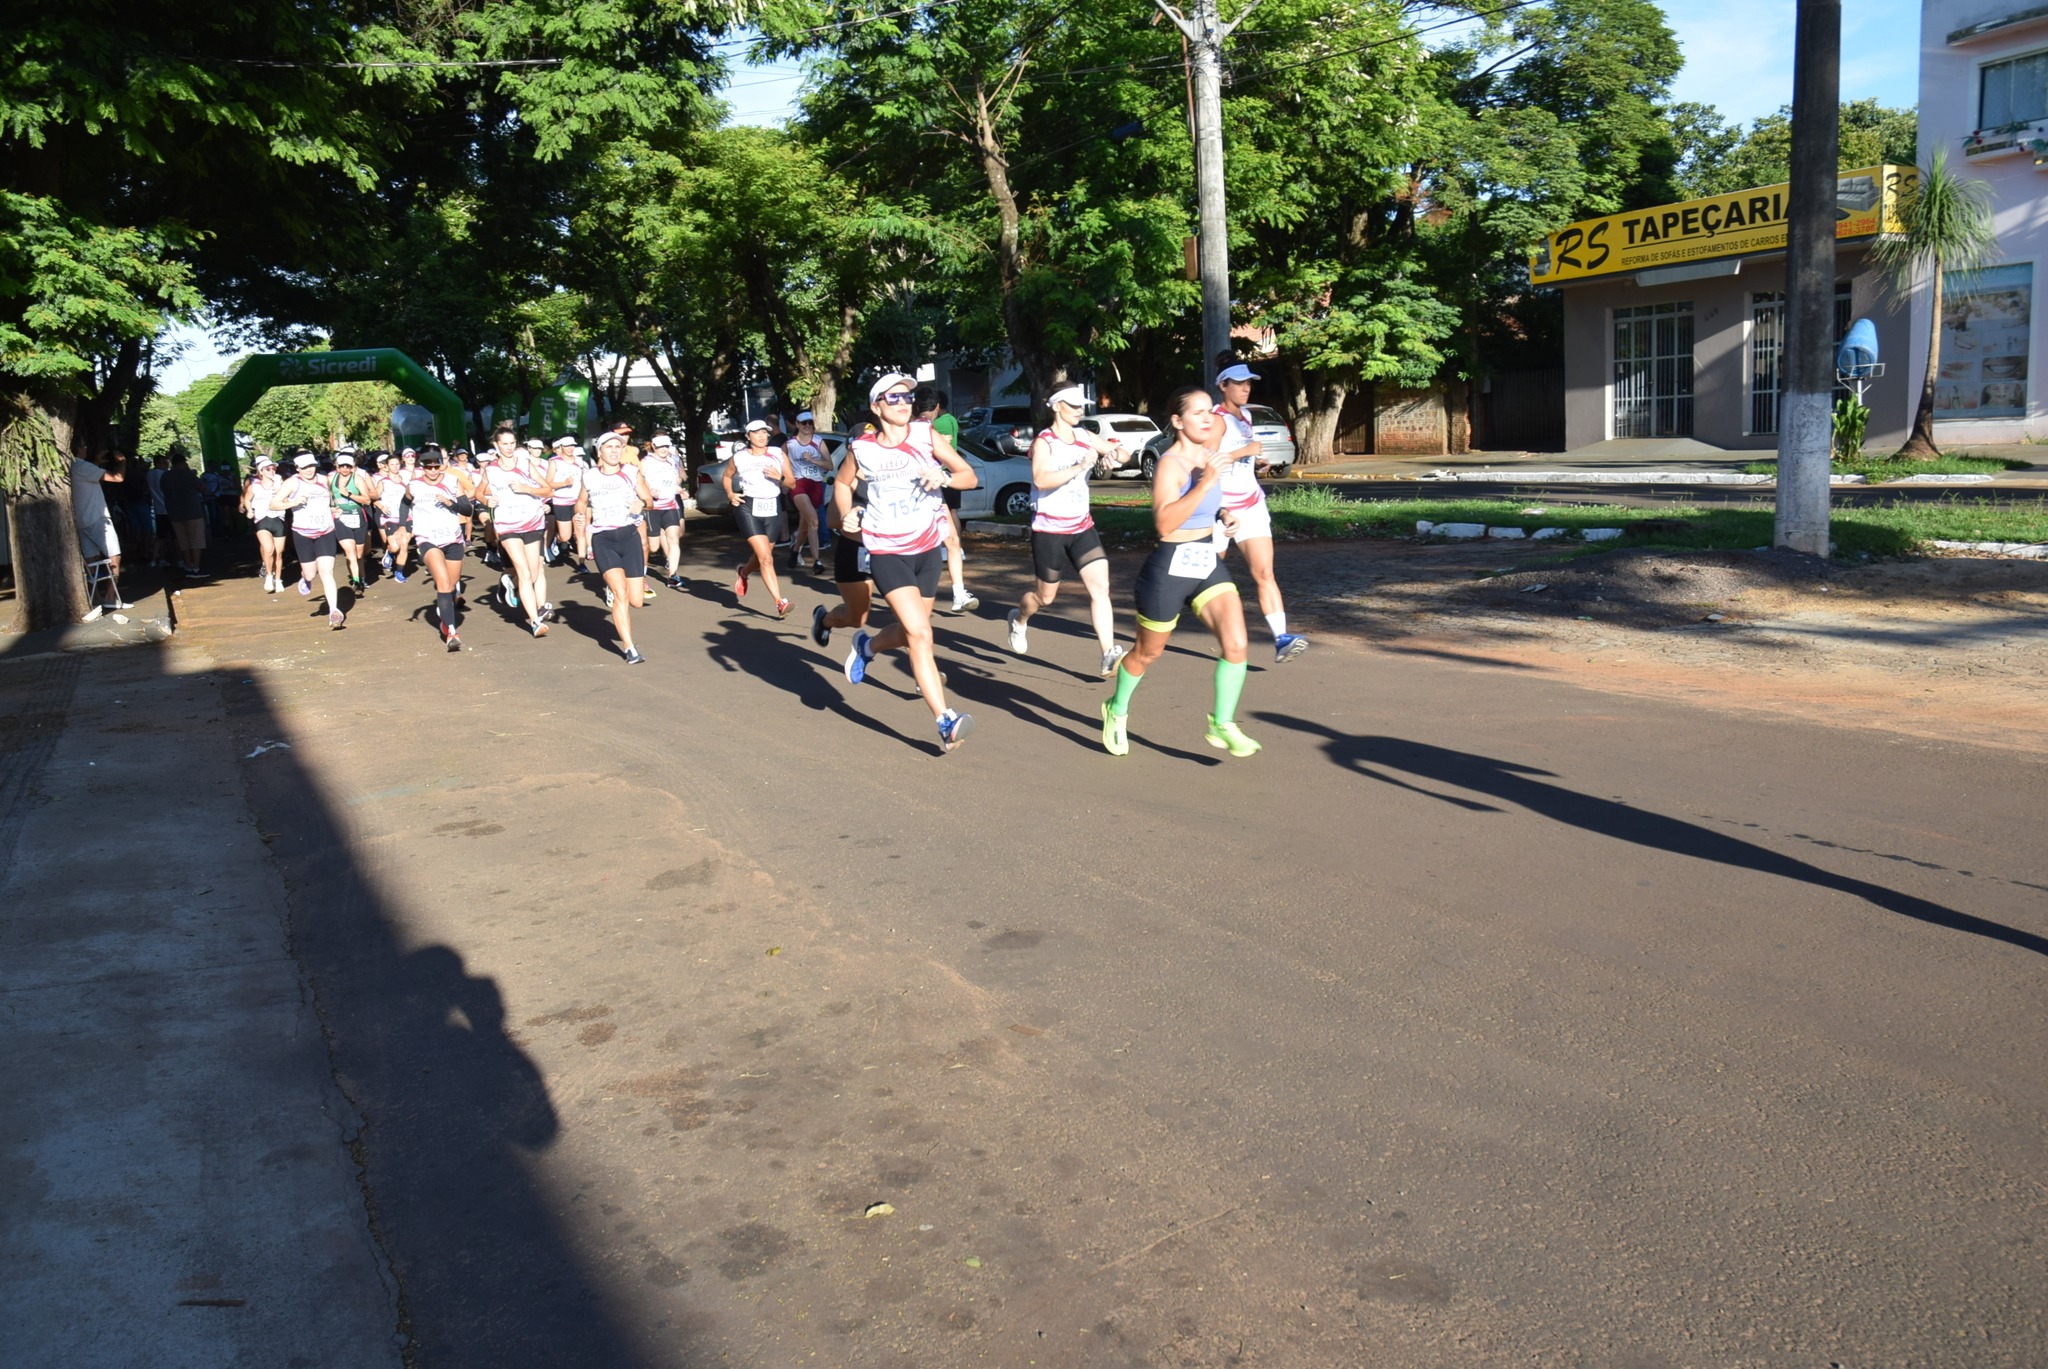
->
<box><xmin>845</xmin><ymin>630</ymin><xmax>872</xmax><ymax>684</ymax></box>
<box><xmin>1275</xmin><ymin>632</ymin><xmax>1308</xmax><ymax>663</ymax></box>
<box><xmin>392</xmin><ymin>567</ymin><xmax>408</xmax><ymax>583</ymax></box>
<box><xmin>937</xmin><ymin>709</ymin><xmax>974</xmax><ymax>752</ymax></box>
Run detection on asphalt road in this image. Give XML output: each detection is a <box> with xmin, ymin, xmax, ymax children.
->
<box><xmin>191</xmin><ymin>527</ymin><xmax>2046</xmax><ymax>1367</ymax></box>
<box><xmin>1278</xmin><ymin>477</ymin><xmax>2048</xmax><ymax>509</ymax></box>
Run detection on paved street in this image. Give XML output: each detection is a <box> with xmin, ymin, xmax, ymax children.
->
<box><xmin>9</xmin><ymin>527</ymin><xmax>2046</xmax><ymax>1367</ymax></box>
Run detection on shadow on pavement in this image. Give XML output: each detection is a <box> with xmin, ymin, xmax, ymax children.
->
<box><xmin>699</xmin><ymin>616</ymin><xmax>919</xmax><ymax>746</ymax></box>
<box><xmin>1258</xmin><ymin>714</ymin><xmax>2048</xmax><ymax>960</ymax></box>
<box><xmin>221</xmin><ymin>670</ymin><xmax>686</xmax><ymax>1367</ymax></box>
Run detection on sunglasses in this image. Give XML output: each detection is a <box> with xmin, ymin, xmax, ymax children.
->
<box><xmin>878</xmin><ymin>391</ymin><xmax>915</xmax><ymax>405</ymax></box>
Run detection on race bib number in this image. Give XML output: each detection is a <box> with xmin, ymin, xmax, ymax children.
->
<box><xmin>857</xmin><ymin>548</ymin><xmax>871</xmax><ymax>573</ymax></box>
<box><xmin>1169</xmin><ymin>541</ymin><xmax>1218</xmax><ymax>578</ymax></box>
<box><xmin>751</xmin><ymin>496</ymin><xmax>779</xmax><ymax>519</ymax></box>
<box><xmin>339</xmin><ymin>513</ymin><xmax>362</xmax><ymax>528</ymax></box>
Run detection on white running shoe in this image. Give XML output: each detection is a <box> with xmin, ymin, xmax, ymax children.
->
<box><xmin>1100</xmin><ymin>643</ymin><xmax>1129</xmax><ymax>676</ymax></box>
<box><xmin>500</xmin><ymin>572</ymin><xmax>518</xmax><ymax>609</ymax></box>
<box><xmin>1005</xmin><ymin>609</ymin><xmax>1027</xmax><ymax>654</ymax></box>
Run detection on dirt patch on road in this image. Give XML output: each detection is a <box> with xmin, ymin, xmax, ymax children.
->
<box><xmin>1191</xmin><ymin>539</ymin><xmax>2048</xmax><ymax>754</ymax></box>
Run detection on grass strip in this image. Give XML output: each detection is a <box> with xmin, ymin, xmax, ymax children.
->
<box><xmin>1066</xmin><ymin>485</ymin><xmax>2048</xmax><ymax>557</ymax></box>
<box><xmin>1739</xmin><ymin>453</ymin><xmax>2037</xmax><ymax>480</ymax></box>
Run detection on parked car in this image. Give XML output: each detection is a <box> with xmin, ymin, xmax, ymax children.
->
<box><xmin>1138</xmin><ymin>403</ymin><xmax>1297</xmax><ymax>479</ymax></box>
<box><xmin>1077</xmin><ymin>413</ymin><xmax>1164</xmax><ymax>478</ymax></box>
<box><xmin>693</xmin><ymin>432</ymin><xmax>848</xmax><ymax>518</ymax></box>
<box><xmin>957</xmin><ymin>404</ymin><xmax>1035</xmax><ymax>459</ymax></box>
<box><xmin>693</xmin><ymin>432</ymin><xmax>1036</xmax><ymax>524</ymax></box>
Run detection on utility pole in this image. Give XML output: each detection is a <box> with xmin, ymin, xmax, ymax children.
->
<box><xmin>1154</xmin><ymin>0</ymin><xmax>1258</xmax><ymax>386</ymax></box>
<box><xmin>1776</xmin><ymin>0</ymin><xmax>1841</xmax><ymax>557</ymax></box>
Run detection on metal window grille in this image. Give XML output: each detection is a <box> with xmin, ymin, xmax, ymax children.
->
<box><xmin>1612</xmin><ymin>302</ymin><xmax>1695</xmax><ymax>439</ymax></box>
<box><xmin>1749</xmin><ymin>284</ymin><xmax>1857</xmax><ymax>436</ymax></box>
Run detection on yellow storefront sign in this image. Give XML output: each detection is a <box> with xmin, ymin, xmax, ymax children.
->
<box><xmin>1528</xmin><ymin>164</ymin><xmax>1914</xmax><ymax>286</ymax></box>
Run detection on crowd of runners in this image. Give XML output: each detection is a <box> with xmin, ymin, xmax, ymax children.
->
<box><xmin>233</xmin><ymin>366</ymin><xmax>1307</xmax><ymax>757</ymax></box>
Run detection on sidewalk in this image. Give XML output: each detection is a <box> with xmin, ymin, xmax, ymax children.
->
<box><xmin>0</xmin><ymin>629</ymin><xmax>399</xmax><ymax>1368</ymax></box>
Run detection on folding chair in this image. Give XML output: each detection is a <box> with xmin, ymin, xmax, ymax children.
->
<box><xmin>83</xmin><ymin>556</ymin><xmax>121</xmax><ymax>608</ymax></box>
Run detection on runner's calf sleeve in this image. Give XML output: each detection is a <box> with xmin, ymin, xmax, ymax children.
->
<box><xmin>1213</xmin><ymin>659</ymin><xmax>1247</xmax><ymax>726</ymax></box>
<box><xmin>1109</xmin><ymin>662</ymin><xmax>1144</xmax><ymax>717</ymax></box>
<box><xmin>438</xmin><ymin>589</ymin><xmax>457</xmax><ymax>629</ymax></box>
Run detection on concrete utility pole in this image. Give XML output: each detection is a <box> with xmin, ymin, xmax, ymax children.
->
<box><xmin>1776</xmin><ymin>0</ymin><xmax>1842</xmax><ymax>557</ymax></box>
<box><xmin>1153</xmin><ymin>0</ymin><xmax>1259</xmax><ymax>386</ymax></box>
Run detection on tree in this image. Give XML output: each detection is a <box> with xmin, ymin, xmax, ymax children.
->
<box><xmin>1872</xmin><ymin>149</ymin><xmax>1999</xmax><ymax>459</ymax></box>
<box><xmin>1671</xmin><ymin>100</ymin><xmax>1918</xmax><ymax>200</ymax></box>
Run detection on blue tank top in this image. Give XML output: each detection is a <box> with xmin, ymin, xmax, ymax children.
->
<box><xmin>1174</xmin><ymin>460</ymin><xmax>1223</xmax><ymax>532</ymax></box>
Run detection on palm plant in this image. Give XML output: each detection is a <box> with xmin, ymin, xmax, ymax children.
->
<box><xmin>1873</xmin><ymin>149</ymin><xmax>2000</xmax><ymax>458</ymax></box>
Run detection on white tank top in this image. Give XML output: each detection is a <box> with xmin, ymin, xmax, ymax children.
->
<box><xmin>407</xmin><ymin>476</ymin><xmax>463</xmax><ymax>545</ymax></box>
<box><xmin>246</xmin><ymin>475</ymin><xmax>276</xmax><ymax>519</ymax></box>
<box><xmin>586</xmin><ymin>467</ymin><xmax>641</xmax><ymax>531</ymax></box>
<box><xmin>286</xmin><ymin>475</ymin><xmax>335</xmax><ymax>535</ymax></box>
<box><xmin>487</xmin><ymin>459</ymin><xmax>547</xmax><ymax>532</ymax></box>
<box><xmin>1029</xmin><ymin>428</ymin><xmax>1096</xmax><ymax>534</ymax></box>
<box><xmin>548</xmin><ymin>454</ymin><xmax>583</xmax><ymax>502</ymax></box>
<box><xmin>732</xmin><ymin>446</ymin><xmax>787</xmax><ymax>503</ymax></box>
<box><xmin>1216</xmin><ymin>406</ymin><xmax>1265</xmax><ymax>511</ymax></box>
<box><xmin>375</xmin><ymin>475</ymin><xmax>408</xmax><ymax>519</ymax></box>
<box><xmin>643</xmin><ymin>452</ymin><xmax>682</xmax><ymax>508</ymax></box>
<box><xmin>851</xmin><ymin>421</ymin><xmax>946</xmax><ymax>557</ymax></box>
<box><xmin>786</xmin><ymin>437</ymin><xmax>830</xmax><ymax>483</ymax></box>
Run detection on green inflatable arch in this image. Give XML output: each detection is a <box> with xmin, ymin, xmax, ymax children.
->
<box><xmin>196</xmin><ymin>349</ymin><xmax>468</xmax><ymax>473</ymax></box>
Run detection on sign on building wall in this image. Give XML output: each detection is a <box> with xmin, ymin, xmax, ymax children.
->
<box><xmin>1935</xmin><ymin>263</ymin><xmax>2032</xmax><ymax>420</ymax></box>
<box><xmin>1527</xmin><ymin>165</ymin><xmax>1914</xmax><ymax>286</ymax></box>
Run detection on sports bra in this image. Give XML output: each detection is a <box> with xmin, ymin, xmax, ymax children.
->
<box><xmin>1171</xmin><ymin>457</ymin><xmax>1224</xmax><ymax>533</ymax></box>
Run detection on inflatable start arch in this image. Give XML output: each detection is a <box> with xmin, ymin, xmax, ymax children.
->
<box><xmin>196</xmin><ymin>349</ymin><xmax>468</xmax><ymax>471</ymax></box>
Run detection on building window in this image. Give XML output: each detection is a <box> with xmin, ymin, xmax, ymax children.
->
<box><xmin>1980</xmin><ymin>50</ymin><xmax>2048</xmax><ymax>130</ymax></box>
<box><xmin>1613</xmin><ymin>302</ymin><xmax>1694</xmax><ymax>439</ymax></box>
<box><xmin>1746</xmin><ymin>283</ymin><xmax>1857</xmax><ymax>436</ymax></box>
<box><xmin>1935</xmin><ymin>262</ymin><xmax>2032</xmax><ymax>420</ymax></box>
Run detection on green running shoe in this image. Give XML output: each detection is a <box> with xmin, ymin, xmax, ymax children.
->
<box><xmin>1205</xmin><ymin>715</ymin><xmax>1261</xmax><ymax>757</ymax></box>
<box><xmin>1101</xmin><ymin>701</ymin><xmax>1129</xmax><ymax>757</ymax></box>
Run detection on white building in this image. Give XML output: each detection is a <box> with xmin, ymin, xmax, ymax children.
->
<box><xmin>1915</xmin><ymin>1</ymin><xmax>2048</xmax><ymax>443</ymax></box>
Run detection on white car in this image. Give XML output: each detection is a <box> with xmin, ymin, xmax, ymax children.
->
<box><xmin>1078</xmin><ymin>413</ymin><xmax>1163</xmax><ymax>478</ymax></box>
<box><xmin>693</xmin><ymin>434</ymin><xmax>1035</xmax><ymax>522</ymax></box>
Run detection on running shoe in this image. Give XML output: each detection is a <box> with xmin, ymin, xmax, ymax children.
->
<box><xmin>937</xmin><ymin>709</ymin><xmax>974</xmax><ymax>752</ymax></box>
<box><xmin>1101</xmin><ymin>700</ymin><xmax>1129</xmax><ymax>757</ymax></box>
<box><xmin>1100</xmin><ymin>643</ymin><xmax>1130</xmax><ymax>677</ymax></box>
<box><xmin>329</xmin><ymin>609</ymin><xmax>345</xmax><ymax>630</ymax></box>
<box><xmin>810</xmin><ymin>604</ymin><xmax>831</xmax><ymax>647</ymax></box>
<box><xmin>622</xmin><ymin>646</ymin><xmax>644</xmax><ymax>665</ymax></box>
<box><xmin>297</xmin><ymin>578</ymin><xmax>311</xmax><ymax>598</ymax></box>
<box><xmin>733</xmin><ymin>564</ymin><xmax>748</xmax><ymax>598</ymax></box>
<box><xmin>665</xmin><ymin>574</ymin><xmax>686</xmax><ymax>590</ymax></box>
<box><xmin>1005</xmin><ymin>610</ymin><xmax>1028</xmax><ymax>654</ymax></box>
<box><xmin>350</xmin><ymin>576</ymin><xmax>364</xmax><ymax>593</ymax></box>
<box><xmin>602</xmin><ymin>587</ymin><xmax>614</xmax><ymax>610</ymax></box>
<box><xmin>442</xmin><ymin>624</ymin><xmax>461</xmax><ymax>651</ymax></box>
<box><xmin>775</xmin><ymin>597</ymin><xmax>791</xmax><ymax>619</ymax></box>
<box><xmin>540</xmin><ymin>601</ymin><xmax>556</xmax><ymax>622</ymax></box>
<box><xmin>500</xmin><ymin>572</ymin><xmax>518</xmax><ymax>609</ymax></box>
<box><xmin>642</xmin><ymin>586</ymin><xmax>657</xmax><ymax>603</ymax></box>
<box><xmin>380</xmin><ymin>552</ymin><xmax>393</xmax><ymax>571</ymax></box>
<box><xmin>392</xmin><ymin>567</ymin><xmax>408</xmax><ymax>583</ymax></box>
<box><xmin>543</xmin><ymin>542</ymin><xmax>557</xmax><ymax>564</ymax></box>
<box><xmin>1205</xmin><ymin>716</ymin><xmax>1262</xmax><ymax>757</ymax></box>
<box><xmin>844</xmin><ymin>630</ymin><xmax>872</xmax><ymax>684</ymax></box>
<box><xmin>530</xmin><ymin>619</ymin><xmax>548</xmax><ymax>638</ymax></box>
<box><xmin>1274</xmin><ymin>633</ymin><xmax>1308</xmax><ymax>663</ymax></box>
<box><xmin>949</xmin><ymin>594</ymin><xmax>979</xmax><ymax>614</ymax></box>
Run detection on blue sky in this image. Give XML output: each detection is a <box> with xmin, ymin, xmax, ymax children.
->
<box><xmin>159</xmin><ymin>0</ymin><xmax>1923</xmax><ymax>390</ymax></box>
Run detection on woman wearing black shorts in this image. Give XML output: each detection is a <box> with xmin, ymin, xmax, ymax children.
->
<box><xmin>1101</xmin><ymin>386</ymin><xmax>1259</xmax><ymax>758</ymax></box>
<box><xmin>1005</xmin><ymin>385</ymin><xmax>1129</xmax><ymax>676</ymax></box>
<box><xmin>242</xmin><ymin>455</ymin><xmax>287</xmax><ymax>593</ymax></box>
<box><xmin>837</xmin><ymin>372</ymin><xmax>980</xmax><ymax>752</ymax></box>
<box><xmin>586</xmin><ymin>431</ymin><xmax>655</xmax><ymax>663</ymax></box>
<box><xmin>406</xmin><ymin>445</ymin><xmax>477</xmax><ymax>651</ymax></box>
<box><xmin>813</xmin><ymin>474</ymin><xmax>872</xmax><ymax>649</ymax></box>
<box><xmin>723</xmin><ymin>419</ymin><xmax>794</xmax><ymax>617</ymax></box>
<box><xmin>274</xmin><ymin>452</ymin><xmax>347</xmax><ymax>629</ymax></box>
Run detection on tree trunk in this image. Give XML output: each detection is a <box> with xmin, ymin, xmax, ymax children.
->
<box><xmin>3</xmin><ymin>396</ymin><xmax>90</xmax><ymax>631</ymax></box>
<box><xmin>971</xmin><ymin>87</ymin><xmax>1065</xmax><ymax>409</ymax></box>
<box><xmin>1896</xmin><ymin>255</ymin><xmax>1943</xmax><ymax>459</ymax></box>
<box><xmin>1446</xmin><ymin>376</ymin><xmax>1472</xmax><ymax>455</ymax></box>
<box><xmin>813</xmin><ymin>302</ymin><xmax>860</xmax><ymax>428</ymax></box>
<box><xmin>1293</xmin><ymin>390</ymin><xmax>1346</xmax><ymax>465</ymax></box>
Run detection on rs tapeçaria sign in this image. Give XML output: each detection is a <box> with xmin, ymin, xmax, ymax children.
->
<box><xmin>1527</xmin><ymin>164</ymin><xmax>1914</xmax><ymax>286</ymax></box>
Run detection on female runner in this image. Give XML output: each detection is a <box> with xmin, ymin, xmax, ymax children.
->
<box><xmin>328</xmin><ymin>449</ymin><xmax>377</xmax><ymax>593</ymax></box>
<box><xmin>1213</xmin><ymin>363</ymin><xmax>1306</xmax><ymax>662</ymax></box>
<box><xmin>722</xmin><ymin>419</ymin><xmax>794</xmax><ymax>617</ymax></box>
<box><xmin>640</xmin><ymin>434</ymin><xmax>688</xmax><ymax>587</ymax></box>
<box><xmin>273</xmin><ymin>452</ymin><xmax>346</xmax><ymax>628</ymax></box>
<box><xmin>585</xmin><ymin>431</ymin><xmax>655</xmax><ymax>663</ymax></box>
<box><xmin>241</xmin><ymin>455</ymin><xmax>287</xmax><ymax>593</ymax></box>
<box><xmin>785</xmin><ymin>411</ymin><xmax>833</xmax><ymax>572</ymax></box>
<box><xmin>375</xmin><ymin>452</ymin><xmax>412</xmax><ymax>582</ymax></box>
<box><xmin>1004</xmin><ymin>385</ymin><xmax>1128</xmax><ymax>676</ymax></box>
<box><xmin>837</xmin><ymin>372</ymin><xmax>979</xmax><ymax>752</ymax></box>
<box><xmin>1100</xmin><ymin>386</ymin><xmax>1260</xmax><ymax>758</ymax></box>
<box><xmin>545</xmin><ymin>434</ymin><xmax>587</xmax><ymax>569</ymax></box>
<box><xmin>479</xmin><ymin>425</ymin><xmax>555</xmax><ymax>636</ymax></box>
<box><xmin>407</xmin><ymin>445</ymin><xmax>478</xmax><ymax>651</ymax></box>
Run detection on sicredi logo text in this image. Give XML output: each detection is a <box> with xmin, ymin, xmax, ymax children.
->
<box><xmin>291</xmin><ymin>356</ymin><xmax>379</xmax><ymax>378</ymax></box>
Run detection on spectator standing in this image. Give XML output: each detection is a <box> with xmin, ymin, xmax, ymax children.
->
<box><xmin>160</xmin><ymin>453</ymin><xmax>208</xmax><ymax>578</ymax></box>
<box><xmin>147</xmin><ymin>455</ymin><xmax>174</xmax><ymax>568</ymax></box>
<box><xmin>70</xmin><ymin>452</ymin><xmax>129</xmax><ymax>606</ymax></box>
